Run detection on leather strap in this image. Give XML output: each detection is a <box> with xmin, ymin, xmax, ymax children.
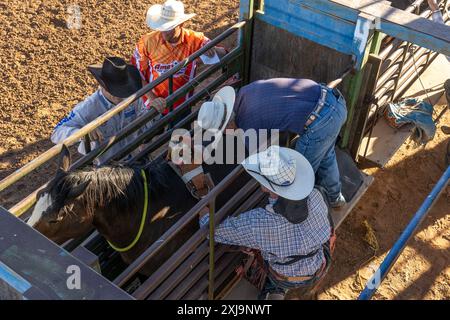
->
<box><xmin>268</xmin><ymin>266</ymin><xmax>315</xmax><ymax>282</ymax></box>
<box><xmin>181</xmin><ymin>165</ymin><xmax>204</xmax><ymax>184</ymax></box>
<box><xmin>168</xmin><ymin>161</ymin><xmax>213</xmax><ymax>200</ymax></box>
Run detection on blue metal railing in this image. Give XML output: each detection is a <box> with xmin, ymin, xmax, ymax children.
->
<box><xmin>358</xmin><ymin>165</ymin><xmax>450</xmax><ymax>300</ymax></box>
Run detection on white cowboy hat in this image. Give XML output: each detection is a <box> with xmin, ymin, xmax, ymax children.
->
<box><xmin>146</xmin><ymin>0</ymin><xmax>196</xmax><ymax>32</ymax></box>
<box><xmin>197</xmin><ymin>86</ymin><xmax>235</xmax><ymax>135</ymax></box>
<box><xmin>242</xmin><ymin>146</ymin><xmax>315</xmax><ymax>200</ymax></box>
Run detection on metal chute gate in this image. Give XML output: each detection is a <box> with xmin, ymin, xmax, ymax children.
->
<box><xmin>0</xmin><ymin>0</ymin><xmax>448</xmax><ymax>300</ymax></box>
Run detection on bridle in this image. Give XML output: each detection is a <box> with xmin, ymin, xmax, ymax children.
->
<box><xmin>167</xmin><ymin>157</ymin><xmax>215</xmax><ymax>200</ymax></box>
<box><xmin>167</xmin><ymin>136</ymin><xmax>215</xmax><ymax>200</ymax></box>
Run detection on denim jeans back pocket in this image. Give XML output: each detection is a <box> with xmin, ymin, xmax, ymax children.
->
<box><xmin>304</xmin><ymin>108</ymin><xmax>341</xmax><ymax>144</ymax></box>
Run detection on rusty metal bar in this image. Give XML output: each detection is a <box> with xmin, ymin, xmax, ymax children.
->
<box><xmin>391</xmin><ymin>42</ymin><xmax>410</xmax><ymax>101</ymax></box>
<box><xmin>376</xmin><ymin>45</ymin><xmax>426</xmax><ymax>95</ymax></box>
<box><xmin>165</xmin><ymin>251</ymin><xmax>235</xmax><ymax>300</ymax></box>
<box><xmin>146</xmin><ymin>189</ymin><xmax>264</xmax><ymax>300</ymax></box>
<box><xmin>147</xmin><ymin>241</ymin><xmax>216</xmax><ymax>299</ymax></box>
<box><xmin>151</xmin><ymin>245</ymin><xmax>228</xmax><ymax>300</ymax></box>
<box><xmin>182</xmin><ymin>252</ymin><xmax>243</xmax><ymax>300</ymax></box>
<box><xmin>0</xmin><ymin>20</ymin><xmax>246</xmax><ymax>195</ymax></box>
<box><xmin>130</xmin><ymin>179</ymin><xmax>258</xmax><ymax>299</ymax></box>
<box><xmin>103</xmin><ymin>50</ymin><xmax>242</xmax><ymax>163</ymax></box>
<box><xmin>365</xmin><ymin>50</ymin><xmax>438</xmax><ymax>132</ymax></box>
<box><xmin>327</xmin><ymin>63</ymin><xmax>355</xmax><ymax>89</ymax></box>
<box><xmin>9</xmin><ymin>52</ymin><xmax>238</xmax><ymax>217</ymax></box>
<box><xmin>208</xmin><ymin>198</ymin><xmax>216</xmax><ymax>300</ymax></box>
<box><xmin>165</xmin><ymin>250</ymin><xmax>231</xmax><ymax>300</ymax></box>
<box><xmin>113</xmin><ymin>165</ymin><xmax>246</xmax><ymax>286</ymax></box>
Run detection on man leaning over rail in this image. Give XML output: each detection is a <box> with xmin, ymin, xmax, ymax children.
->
<box><xmin>199</xmin><ymin>146</ymin><xmax>335</xmax><ymax>300</ymax></box>
<box><xmin>198</xmin><ymin>78</ymin><xmax>348</xmax><ymax>208</ymax></box>
<box><xmin>51</xmin><ymin>57</ymin><xmax>152</xmax><ymax>164</ymax></box>
<box><xmin>131</xmin><ymin>0</ymin><xmax>227</xmax><ymax>117</ymax></box>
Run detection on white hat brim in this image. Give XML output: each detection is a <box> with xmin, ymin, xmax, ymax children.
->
<box><xmin>146</xmin><ymin>4</ymin><xmax>196</xmax><ymax>31</ymax></box>
<box><xmin>242</xmin><ymin>147</ymin><xmax>315</xmax><ymax>200</ymax></box>
<box><xmin>212</xmin><ymin>86</ymin><xmax>235</xmax><ymax>134</ymax></box>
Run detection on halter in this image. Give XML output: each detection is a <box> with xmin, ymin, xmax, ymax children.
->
<box><xmin>168</xmin><ymin>161</ymin><xmax>214</xmax><ymax>199</ymax></box>
<box><xmin>107</xmin><ymin>169</ymin><xmax>149</xmax><ymax>253</ymax></box>
<box><xmin>166</xmin><ymin>137</ymin><xmax>214</xmax><ymax>199</ymax></box>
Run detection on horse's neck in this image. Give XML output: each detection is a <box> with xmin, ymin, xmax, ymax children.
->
<box><xmin>92</xmin><ymin>162</ymin><xmax>196</xmax><ymax>261</ymax></box>
<box><xmin>89</xmin><ymin>167</ymin><xmax>144</xmax><ymax>250</ymax></box>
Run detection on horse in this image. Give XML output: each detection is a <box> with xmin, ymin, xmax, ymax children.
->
<box><xmin>27</xmin><ymin>136</ymin><xmax>250</xmax><ymax>276</ymax></box>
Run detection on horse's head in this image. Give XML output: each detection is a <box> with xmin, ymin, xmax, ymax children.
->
<box><xmin>28</xmin><ymin>146</ymin><xmax>92</xmax><ymax>244</ymax></box>
<box><xmin>167</xmin><ymin>131</ymin><xmax>215</xmax><ymax>198</ymax></box>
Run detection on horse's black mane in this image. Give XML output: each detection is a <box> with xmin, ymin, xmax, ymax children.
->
<box><xmin>50</xmin><ymin>160</ymin><xmax>170</xmax><ymax>216</ymax></box>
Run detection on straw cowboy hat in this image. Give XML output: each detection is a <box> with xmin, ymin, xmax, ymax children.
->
<box><xmin>88</xmin><ymin>57</ymin><xmax>142</xmax><ymax>98</ymax></box>
<box><xmin>197</xmin><ymin>86</ymin><xmax>235</xmax><ymax>134</ymax></box>
<box><xmin>242</xmin><ymin>146</ymin><xmax>315</xmax><ymax>201</ymax></box>
<box><xmin>146</xmin><ymin>0</ymin><xmax>196</xmax><ymax>32</ymax></box>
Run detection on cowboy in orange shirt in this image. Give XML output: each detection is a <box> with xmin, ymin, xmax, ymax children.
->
<box><xmin>131</xmin><ymin>0</ymin><xmax>227</xmax><ymax>116</ymax></box>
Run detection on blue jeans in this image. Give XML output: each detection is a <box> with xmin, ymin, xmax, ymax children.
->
<box><xmin>295</xmin><ymin>87</ymin><xmax>347</xmax><ymax>202</ymax></box>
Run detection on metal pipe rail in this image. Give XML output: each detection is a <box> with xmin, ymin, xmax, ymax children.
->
<box><xmin>6</xmin><ymin>24</ymin><xmax>245</xmax><ymax>217</ymax></box>
<box><xmin>101</xmin><ymin>50</ymin><xmax>242</xmax><ymax>164</ymax></box>
<box><xmin>378</xmin><ymin>0</ymin><xmax>427</xmax><ymax>61</ymax></box>
<box><xmin>358</xmin><ymin>165</ymin><xmax>450</xmax><ymax>300</ymax></box>
<box><xmin>112</xmin><ymin>64</ymin><xmax>353</xmax><ymax>291</ymax></box>
<box><xmin>145</xmin><ymin>186</ymin><xmax>264</xmax><ymax>300</ymax></box>
<box><xmin>363</xmin><ymin>5</ymin><xmax>447</xmax><ymax>135</ymax></box>
<box><xmin>130</xmin><ymin>180</ymin><xmax>258</xmax><ymax>299</ymax></box>
<box><xmin>0</xmin><ymin>20</ymin><xmax>246</xmax><ymax>197</ymax></box>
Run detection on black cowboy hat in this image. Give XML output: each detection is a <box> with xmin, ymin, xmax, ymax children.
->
<box><xmin>87</xmin><ymin>57</ymin><xmax>142</xmax><ymax>98</ymax></box>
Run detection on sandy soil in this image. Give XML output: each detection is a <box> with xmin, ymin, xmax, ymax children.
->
<box><xmin>317</xmin><ymin>99</ymin><xmax>450</xmax><ymax>300</ymax></box>
<box><xmin>0</xmin><ymin>0</ymin><xmax>448</xmax><ymax>300</ymax></box>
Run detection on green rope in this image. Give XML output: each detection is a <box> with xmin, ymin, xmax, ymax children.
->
<box><xmin>107</xmin><ymin>169</ymin><xmax>149</xmax><ymax>253</ymax></box>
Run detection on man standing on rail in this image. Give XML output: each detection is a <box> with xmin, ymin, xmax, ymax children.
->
<box><xmin>197</xmin><ymin>78</ymin><xmax>348</xmax><ymax>208</ymax></box>
<box><xmin>199</xmin><ymin>146</ymin><xmax>335</xmax><ymax>300</ymax></box>
<box><xmin>51</xmin><ymin>57</ymin><xmax>150</xmax><ymax>164</ymax></box>
<box><xmin>131</xmin><ymin>0</ymin><xmax>227</xmax><ymax>117</ymax></box>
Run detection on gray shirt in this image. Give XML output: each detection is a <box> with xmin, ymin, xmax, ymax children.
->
<box><xmin>51</xmin><ymin>89</ymin><xmax>151</xmax><ymax>163</ymax></box>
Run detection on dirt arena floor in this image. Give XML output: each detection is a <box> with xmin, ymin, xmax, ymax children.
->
<box><xmin>0</xmin><ymin>1</ymin><xmax>448</xmax><ymax>300</ymax></box>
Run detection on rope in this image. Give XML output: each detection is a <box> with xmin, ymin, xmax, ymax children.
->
<box><xmin>107</xmin><ymin>169</ymin><xmax>149</xmax><ymax>252</ymax></box>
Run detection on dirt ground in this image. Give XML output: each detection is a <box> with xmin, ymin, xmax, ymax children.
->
<box><xmin>0</xmin><ymin>1</ymin><xmax>448</xmax><ymax>300</ymax></box>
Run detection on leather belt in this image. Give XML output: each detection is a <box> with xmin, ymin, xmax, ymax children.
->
<box><xmin>304</xmin><ymin>85</ymin><xmax>344</xmax><ymax>129</ymax></box>
<box><xmin>269</xmin><ymin>258</ymin><xmax>327</xmax><ymax>283</ymax></box>
<box><xmin>304</xmin><ymin>86</ymin><xmax>328</xmax><ymax>128</ymax></box>
<box><xmin>269</xmin><ymin>265</ymin><xmax>316</xmax><ymax>282</ymax></box>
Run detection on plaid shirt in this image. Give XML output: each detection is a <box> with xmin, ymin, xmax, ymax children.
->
<box><xmin>200</xmin><ymin>189</ymin><xmax>331</xmax><ymax>278</ymax></box>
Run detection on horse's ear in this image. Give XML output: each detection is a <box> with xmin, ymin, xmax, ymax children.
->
<box><xmin>67</xmin><ymin>180</ymin><xmax>91</xmax><ymax>200</ymax></box>
<box><xmin>58</xmin><ymin>144</ymin><xmax>71</xmax><ymax>172</ymax></box>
